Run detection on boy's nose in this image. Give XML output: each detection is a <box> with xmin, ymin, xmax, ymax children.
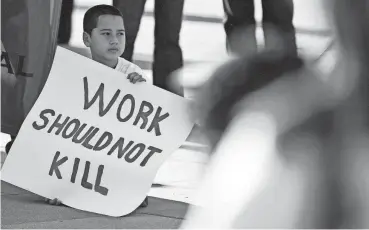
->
<box><xmin>110</xmin><ymin>36</ymin><xmax>119</xmax><ymax>45</ymax></box>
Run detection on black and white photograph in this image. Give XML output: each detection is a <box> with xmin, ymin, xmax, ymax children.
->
<box><xmin>1</xmin><ymin>0</ymin><xmax>369</xmax><ymax>228</ymax></box>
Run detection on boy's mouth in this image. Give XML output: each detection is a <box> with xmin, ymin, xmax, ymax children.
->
<box><xmin>108</xmin><ymin>48</ymin><xmax>119</xmax><ymax>53</ymax></box>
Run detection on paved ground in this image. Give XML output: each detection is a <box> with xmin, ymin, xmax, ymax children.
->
<box><xmin>1</xmin><ymin>181</ymin><xmax>188</xmax><ymax>229</ymax></box>
<box><xmin>1</xmin><ymin>0</ymin><xmax>335</xmax><ymax>228</ymax></box>
<box><xmin>1</xmin><ymin>143</ymin><xmax>209</xmax><ymax>228</ymax></box>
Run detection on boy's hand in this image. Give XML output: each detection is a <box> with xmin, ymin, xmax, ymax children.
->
<box><xmin>45</xmin><ymin>198</ymin><xmax>62</xmax><ymax>206</ymax></box>
<box><xmin>127</xmin><ymin>72</ymin><xmax>146</xmax><ymax>84</ymax></box>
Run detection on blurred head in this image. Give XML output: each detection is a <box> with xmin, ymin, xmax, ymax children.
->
<box><xmin>195</xmin><ymin>51</ymin><xmax>304</xmax><ymax>150</ymax></box>
<box><xmin>83</xmin><ymin>5</ymin><xmax>125</xmax><ymax>66</ymax></box>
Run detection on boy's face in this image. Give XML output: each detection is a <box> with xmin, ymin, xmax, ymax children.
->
<box><xmin>84</xmin><ymin>15</ymin><xmax>125</xmax><ymax>62</ymax></box>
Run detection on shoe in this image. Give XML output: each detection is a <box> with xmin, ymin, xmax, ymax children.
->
<box><xmin>5</xmin><ymin>140</ymin><xmax>14</xmax><ymax>154</ymax></box>
<box><xmin>139</xmin><ymin>196</ymin><xmax>148</xmax><ymax>208</ymax></box>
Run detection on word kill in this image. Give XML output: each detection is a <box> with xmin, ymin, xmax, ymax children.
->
<box><xmin>83</xmin><ymin>77</ymin><xmax>169</xmax><ymax>136</ymax></box>
<box><xmin>49</xmin><ymin>151</ymin><xmax>109</xmax><ymax>196</ymax></box>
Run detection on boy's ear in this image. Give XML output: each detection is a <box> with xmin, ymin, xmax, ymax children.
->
<box><xmin>83</xmin><ymin>32</ymin><xmax>91</xmax><ymax>47</ymax></box>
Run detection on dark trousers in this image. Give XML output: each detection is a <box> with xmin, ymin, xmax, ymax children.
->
<box><xmin>58</xmin><ymin>0</ymin><xmax>74</xmax><ymax>44</ymax></box>
<box><xmin>113</xmin><ymin>0</ymin><xmax>184</xmax><ymax>96</ymax></box>
<box><xmin>223</xmin><ymin>0</ymin><xmax>297</xmax><ymax>56</ymax></box>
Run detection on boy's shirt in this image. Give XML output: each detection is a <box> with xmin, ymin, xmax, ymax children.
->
<box><xmin>115</xmin><ymin>57</ymin><xmax>147</xmax><ymax>80</ymax></box>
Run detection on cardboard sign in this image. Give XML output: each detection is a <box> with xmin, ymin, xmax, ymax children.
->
<box><xmin>1</xmin><ymin>47</ymin><xmax>195</xmax><ymax>217</ymax></box>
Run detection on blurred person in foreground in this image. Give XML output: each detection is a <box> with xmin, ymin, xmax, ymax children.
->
<box><xmin>181</xmin><ymin>0</ymin><xmax>369</xmax><ymax>228</ymax></box>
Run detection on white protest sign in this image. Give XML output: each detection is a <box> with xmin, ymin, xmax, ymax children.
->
<box><xmin>1</xmin><ymin>46</ymin><xmax>195</xmax><ymax>217</ymax></box>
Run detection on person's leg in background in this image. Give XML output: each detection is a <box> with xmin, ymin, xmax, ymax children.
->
<box><xmin>261</xmin><ymin>0</ymin><xmax>297</xmax><ymax>56</ymax></box>
<box><xmin>223</xmin><ymin>0</ymin><xmax>257</xmax><ymax>56</ymax></box>
<box><xmin>113</xmin><ymin>0</ymin><xmax>146</xmax><ymax>62</ymax></box>
<box><xmin>153</xmin><ymin>0</ymin><xmax>184</xmax><ymax>96</ymax></box>
<box><xmin>58</xmin><ymin>0</ymin><xmax>74</xmax><ymax>44</ymax></box>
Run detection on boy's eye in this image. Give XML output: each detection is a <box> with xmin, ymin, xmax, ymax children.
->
<box><xmin>102</xmin><ymin>32</ymin><xmax>111</xmax><ymax>36</ymax></box>
<box><xmin>118</xmin><ymin>32</ymin><xmax>124</xmax><ymax>36</ymax></box>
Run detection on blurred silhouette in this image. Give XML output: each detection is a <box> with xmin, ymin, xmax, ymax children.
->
<box><xmin>182</xmin><ymin>0</ymin><xmax>368</xmax><ymax>228</ymax></box>
<box><xmin>223</xmin><ymin>0</ymin><xmax>297</xmax><ymax>56</ymax></box>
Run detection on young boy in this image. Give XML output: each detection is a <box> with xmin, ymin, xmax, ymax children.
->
<box><xmin>82</xmin><ymin>4</ymin><xmax>146</xmax><ymax>83</ymax></box>
<box><xmin>45</xmin><ymin>4</ymin><xmax>148</xmax><ymax>208</ymax></box>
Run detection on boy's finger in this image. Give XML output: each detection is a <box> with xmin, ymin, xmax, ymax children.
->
<box><xmin>135</xmin><ymin>75</ymin><xmax>144</xmax><ymax>83</ymax></box>
<box><xmin>127</xmin><ymin>73</ymin><xmax>135</xmax><ymax>80</ymax></box>
<box><xmin>133</xmin><ymin>75</ymin><xmax>142</xmax><ymax>84</ymax></box>
<box><xmin>127</xmin><ymin>73</ymin><xmax>145</xmax><ymax>84</ymax></box>
<box><xmin>136</xmin><ymin>78</ymin><xmax>146</xmax><ymax>83</ymax></box>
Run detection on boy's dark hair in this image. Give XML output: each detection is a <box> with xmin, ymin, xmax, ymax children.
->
<box><xmin>83</xmin><ymin>4</ymin><xmax>123</xmax><ymax>35</ymax></box>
